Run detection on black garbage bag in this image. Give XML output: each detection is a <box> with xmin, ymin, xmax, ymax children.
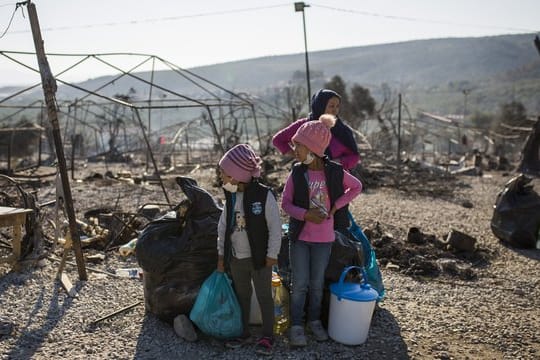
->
<box><xmin>325</xmin><ymin>230</ymin><xmax>365</xmax><ymax>282</ymax></box>
<box><xmin>517</xmin><ymin>118</ymin><xmax>540</xmax><ymax>176</ymax></box>
<box><xmin>136</xmin><ymin>176</ymin><xmax>221</xmax><ymax>322</ymax></box>
<box><xmin>321</xmin><ymin>230</ymin><xmax>364</xmax><ymax>326</ymax></box>
<box><xmin>491</xmin><ymin>174</ymin><xmax>540</xmax><ymax>248</ymax></box>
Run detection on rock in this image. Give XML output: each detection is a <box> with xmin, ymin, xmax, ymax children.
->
<box><xmin>173</xmin><ymin>314</ymin><xmax>198</xmax><ymax>342</ymax></box>
<box><xmin>0</xmin><ymin>320</ymin><xmax>13</xmax><ymax>336</ymax></box>
<box><xmin>446</xmin><ymin>229</ymin><xmax>476</xmax><ymax>252</ymax></box>
<box><xmin>407</xmin><ymin>227</ymin><xmax>425</xmax><ymax>244</ymax></box>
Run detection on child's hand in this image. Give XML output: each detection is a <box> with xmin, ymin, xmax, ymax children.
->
<box><xmin>304</xmin><ymin>208</ymin><xmax>326</xmax><ymax>224</ymax></box>
<box><xmin>265</xmin><ymin>257</ymin><xmax>278</xmax><ymax>268</ymax></box>
<box><xmin>328</xmin><ymin>205</ymin><xmax>338</xmax><ymax>218</ymax></box>
<box><xmin>217</xmin><ymin>256</ymin><xmax>225</xmax><ymax>272</ymax></box>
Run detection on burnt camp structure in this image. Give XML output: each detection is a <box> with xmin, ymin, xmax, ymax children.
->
<box><xmin>0</xmin><ymin>51</ymin><xmax>290</xmax><ymax>177</ymax></box>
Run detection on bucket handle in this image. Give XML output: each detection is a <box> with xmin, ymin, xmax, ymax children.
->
<box><xmin>337</xmin><ymin>266</ymin><xmax>368</xmax><ymax>301</ymax></box>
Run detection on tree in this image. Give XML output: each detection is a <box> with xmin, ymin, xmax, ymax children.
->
<box><xmin>324</xmin><ymin>75</ymin><xmax>352</xmax><ymax>120</ymax></box>
<box><xmin>497</xmin><ymin>101</ymin><xmax>528</xmax><ymax>128</ymax></box>
<box><xmin>469</xmin><ymin>111</ymin><xmax>493</xmax><ymax>130</ymax></box>
<box><xmin>323</xmin><ymin>76</ymin><xmax>377</xmax><ymax>131</ymax></box>
<box><xmin>349</xmin><ymin>84</ymin><xmax>376</xmax><ymax>129</ymax></box>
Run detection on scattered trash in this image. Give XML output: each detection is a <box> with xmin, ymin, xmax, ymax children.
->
<box><xmin>118</xmin><ymin>238</ymin><xmax>137</xmax><ymax>257</ymax></box>
<box><xmin>85</xmin><ymin>253</ymin><xmax>105</xmax><ymax>263</ymax></box>
<box><xmin>89</xmin><ymin>301</ymin><xmax>142</xmax><ymax>327</ymax></box>
<box><xmin>59</xmin><ymin>273</ymin><xmax>78</xmax><ymax>297</ymax></box>
<box><xmin>115</xmin><ymin>268</ymin><xmax>143</xmax><ymax>279</ymax></box>
<box><xmin>436</xmin><ymin>258</ymin><xmax>475</xmax><ymax>280</ymax></box>
<box><xmin>140</xmin><ymin>204</ymin><xmax>161</xmax><ymax>220</ymax></box>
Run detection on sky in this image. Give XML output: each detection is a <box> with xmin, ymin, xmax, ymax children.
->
<box><xmin>0</xmin><ymin>0</ymin><xmax>538</xmax><ymax>86</ymax></box>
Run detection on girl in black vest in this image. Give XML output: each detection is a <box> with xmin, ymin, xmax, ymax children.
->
<box><xmin>216</xmin><ymin>144</ymin><xmax>282</xmax><ymax>356</ymax></box>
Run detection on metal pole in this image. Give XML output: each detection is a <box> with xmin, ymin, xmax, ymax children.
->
<box><xmin>295</xmin><ymin>2</ymin><xmax>311</xmax><ymax>105</ymax></box>
<box><xmin>146</xmin><ymin>57</ymin><xmax>155</xmax><ymax>173</ymax></box>
<box><xmin>462</xmin><ymin>89</ymin><xmax>470</xmax><ymax>119</ymax></box>
<box><xmin>302</xmin><ymin>10</ymin><xmax>311</xmax><ymax>103</ymax></box>
<box><xmin>133</xmin><ymin>108</ymin><xmax>171</xmax><ymax>205</ymax></box>
<box><xmin>26</xmin><ymin>0</ymin><xmax>87</xmax><ymax>280</ymax></box>
<box><xmin>397</xmin><ymin>93</ymin><xmax>402</xmax><ymax>164</ymax></box>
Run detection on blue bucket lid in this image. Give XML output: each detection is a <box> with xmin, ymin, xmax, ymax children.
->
<box><xmin>330</xmin><ymin>282</ymin><xmax>379</xmax><ymax>302</ymax></box>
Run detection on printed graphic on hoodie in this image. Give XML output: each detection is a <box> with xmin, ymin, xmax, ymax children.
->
<box><xmin>309</xmin><ymin>179</ymin><xmax>328</xmax><ymax>216</ymax></box>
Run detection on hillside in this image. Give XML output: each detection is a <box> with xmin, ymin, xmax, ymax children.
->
<box><xmin>1</xmin><ymin>33</ymin><xmax>539</xmax><ymax>116</ymax></box>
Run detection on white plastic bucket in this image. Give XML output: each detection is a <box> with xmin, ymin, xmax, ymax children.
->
<box><xmin>328</xmin><ymin>266</ymin><xmax>379</xmax><ymax>345</ymax></box>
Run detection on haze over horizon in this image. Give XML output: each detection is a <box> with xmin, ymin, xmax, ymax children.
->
<box><xmin>0</xmin><ymin>0</ymin><xmax>538</xmax><ymax>86</ymax></box>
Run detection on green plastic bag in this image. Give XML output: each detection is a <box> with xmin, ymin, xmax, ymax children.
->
<box><xmin>189</xmin><ymin>270</ymin><xmax>243</xmax><ymax>339</ymax></box>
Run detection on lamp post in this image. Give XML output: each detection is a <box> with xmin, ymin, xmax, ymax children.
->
<box><xmin>294</xmin><ymin>2</ymin><xmax>311</xmax><ymax>105</ymax></box>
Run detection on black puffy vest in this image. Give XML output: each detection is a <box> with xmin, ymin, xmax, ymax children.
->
<box><xmin>288</xmin><ymin>160</ymin><xmax>349</xmax><ymax>242</ymax></box>
<box><xmin>224</xmin><ymin>181</ymin><xmax>273</xmax><ymax>270</ymax></box>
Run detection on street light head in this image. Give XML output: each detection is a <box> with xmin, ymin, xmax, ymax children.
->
<box><xmin>295</xmin><ymin>2</ymin><xmax>309</xmax><ymax>12</ymax></box>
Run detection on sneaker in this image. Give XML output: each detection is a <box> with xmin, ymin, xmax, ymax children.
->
<box><xmin>255</xmin><ymin>336</ymin><xmax>273</xmax><ymax>356</ymax></box>
<box><xmin>308</xmin><ymin>320</ymin><xmax>328</xmax><ymax>341</ymax></box>
<box><xmin>289</xmin><ymin>325</ymin><xmax>307</xmax><ymax>347</ymax></box>
<box><xmin>173</xmin><ymin>314</ymin><xmax>197</xmax><ymax>342</ymax></box>
<box><xmin>225</xmin><ymin>335</ymin><xmax>253</xmax><ymax>349</ymax></box>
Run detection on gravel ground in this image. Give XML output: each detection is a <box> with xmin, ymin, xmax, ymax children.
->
<box><xmin>0</xmin><ymin>164</ymin><xmax>539</xmax><ymax>360</ymax></box>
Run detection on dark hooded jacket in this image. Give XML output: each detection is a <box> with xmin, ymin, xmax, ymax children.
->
<box><xmin>309</xmin><ymin>89</ymin><xmax>359</xmax><ymax>160</ymax></box>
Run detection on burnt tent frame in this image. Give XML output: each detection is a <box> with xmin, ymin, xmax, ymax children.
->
<box><xmin>0</xmin><ymin>51</ymin><xmax>265</xmax><ymax>174</ymax></box>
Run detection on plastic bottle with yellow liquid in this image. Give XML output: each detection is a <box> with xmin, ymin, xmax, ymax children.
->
<box><xmin>272</xmin><ymin>277</ymin><xmax>290</xmax><ymax>335</ymax></box>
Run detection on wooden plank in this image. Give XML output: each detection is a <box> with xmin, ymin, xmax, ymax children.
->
<box><xmin>27</xmin><ymin>2</ymin><xmax>87</xmax><ymax>281</ymax></box>
<box><xmin>0</xmin><ymin>127</ymin><xmax>44</xmax><ymax>133</ymax></box>
<box><xmin>60</xmin><ymin>272</ymin><xmax>77</xmax><ymax>297</ymax></box>
<box><xmin>0</xmin><ymin>206</ymin><xmax>33</xmax><ymax>270</ymax></box>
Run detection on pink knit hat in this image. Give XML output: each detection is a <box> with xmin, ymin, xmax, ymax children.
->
<box><xmin>292</xmin><ymin>114</ymin><xmax>336</xmax><ymax>157</ymax></box>
<box><xmin>219</xmin><ymin>144</ymin><xmax>262</xmax><ymax>183</ymax></box>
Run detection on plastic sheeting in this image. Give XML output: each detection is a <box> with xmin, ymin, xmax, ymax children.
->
<box><xmin>189</xmin><ymin>271</ymin><xmax>243</xmax><ymax>339</ymax></box>
<box><xmin>491</xmin><ymin>174</ymin><xmax>540</xmax><ymax>248</ymax></box>
<box><xmin>136</xmin><ymin>177</ymin><xmax>221</xmax><ymax>322</ymax></box>
<box><xmin>517</xmin><ymin>118</ymin><xmax>540</xmax><ymax>176</ymax></box>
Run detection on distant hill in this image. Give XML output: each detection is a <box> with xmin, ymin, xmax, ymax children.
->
<box><xmin>184</xmin><ymin>33</ymin><xmax>540</xmax><ymax>115</ymax></box>
<box><xmin>2</xmin><ymin>33</ymin><xmax>539</xmax><ymax>116</ymax></box>
<box><xmin>188</xmin><ymin>33</ymin><xmax>539</xmax><ymax>89</ymax></box>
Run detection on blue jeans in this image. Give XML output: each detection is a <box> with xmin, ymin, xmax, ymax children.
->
<box><xmin>290</xmin><ymin>240</ymin><xmax>333</xmax><ymax>326</ymax></box>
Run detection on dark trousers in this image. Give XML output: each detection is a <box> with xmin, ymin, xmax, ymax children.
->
<box><xmin>230</xmin><ymin>257</ymin><xmax>274</xmax><ymax>338</ymax></box>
